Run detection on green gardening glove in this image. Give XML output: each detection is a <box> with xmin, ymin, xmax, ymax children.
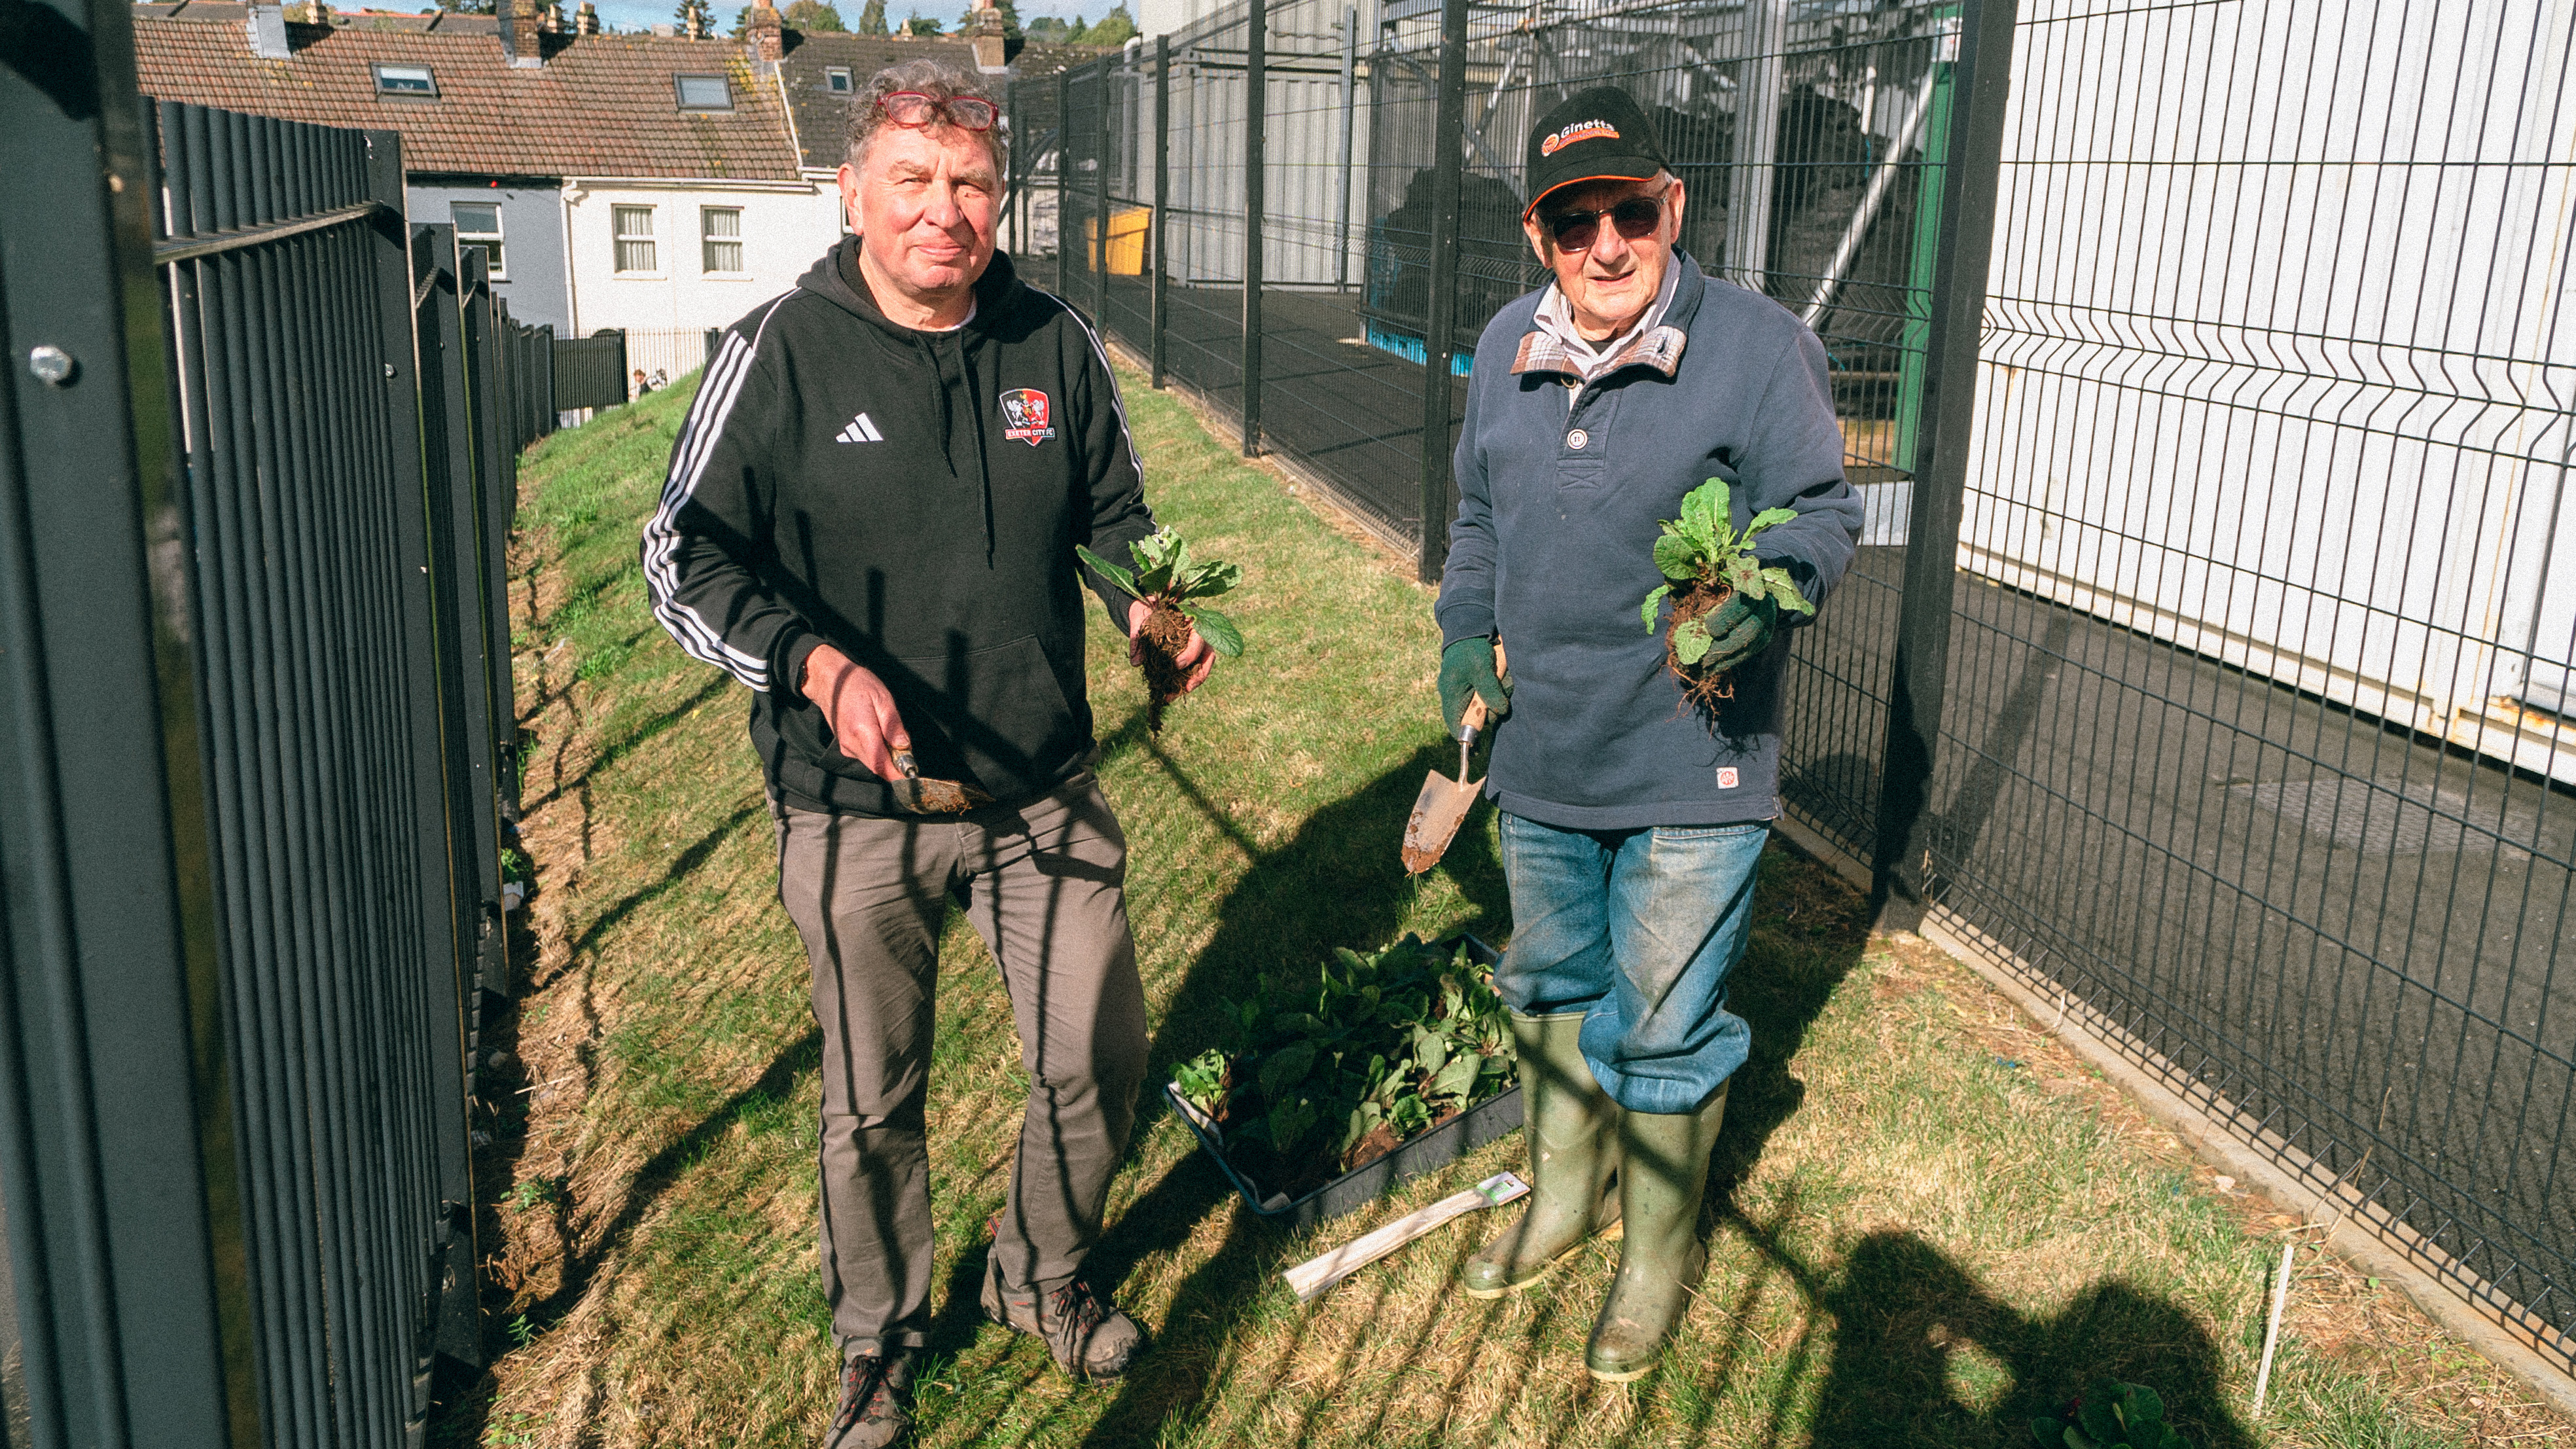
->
<box><xmin>1700</xmin><ymin>592</ymin><xmax>1783</xmax><ymax>676</ymax></box>
<box><xmin>1437</xmin><ymin>636</ymin><xmax>1511</xmax><ymax>734</ymax></box>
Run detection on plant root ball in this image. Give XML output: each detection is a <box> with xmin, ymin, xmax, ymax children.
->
<box><xmin>1137</xmin><ymin>599</ymin><xmax>1198</xmax><ymax>732</ymax></box>
<box><xmin>1664</xmin><ymin>575</ymin><xmax>1737</xmax><ymax>710</ymax></box>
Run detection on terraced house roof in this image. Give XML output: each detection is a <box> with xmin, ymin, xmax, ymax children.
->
<box><xmin>130</xmin><ymin>6</ymin><xmax>802</xmax><ymax>181</ymax></box>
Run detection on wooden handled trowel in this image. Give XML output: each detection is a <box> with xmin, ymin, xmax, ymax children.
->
<box><xmin>1401</xmin><ymin>643</ymin><xmax>1505</xmax><ymax>874</ymax></box>
<box><xmin>890</xmin><ymin>747</ymin><xmax>992</xmax><ymax>815</ymax></box>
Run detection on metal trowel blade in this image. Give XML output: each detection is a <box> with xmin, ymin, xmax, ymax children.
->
<box><xmin>890</xmin><ymin>749</ymin><xmax>993</xmax><ymax>815</ymax></box>
<box><xmin>1401</xmin><ymin>770</ymin><xmax>1482</xmax><ymax>874</ymax></box>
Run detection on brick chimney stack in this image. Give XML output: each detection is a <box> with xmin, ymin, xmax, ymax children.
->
<box><xmin>500</xmin><ymin>0</ymin><xmax>544</xmax><ymax>64</ymax></box>
<box><xmin>969</xmin><ymin>4</ymin><xmax>1005</xmax><ymax>72</ymax></box>
<box><xmin>747</xmin><ymin>0</ymin><xmax>783</xmax><ymax>62</ymax></box>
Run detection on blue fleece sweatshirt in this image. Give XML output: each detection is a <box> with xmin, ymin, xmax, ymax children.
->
<box><xmin>1435</xmin><ymin>253</ymin><xmax>1863</xmax><ymax>831</ymax></box>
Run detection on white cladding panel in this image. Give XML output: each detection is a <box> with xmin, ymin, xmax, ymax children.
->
<box><xmin>1963</xmin><ymin>0</ymin><xmax>2576</xmax><ymax>783</ymax></box>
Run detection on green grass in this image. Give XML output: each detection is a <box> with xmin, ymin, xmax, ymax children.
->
<box><xmin>447</xmin><ymin>372</ymin><xmax>2562</xmax><ymax>1448</ymax></box>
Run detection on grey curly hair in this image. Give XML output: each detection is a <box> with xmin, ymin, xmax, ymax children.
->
<box><xmin>846</xmin><ymin>58</ymin><xmax>1011</xmax><ymax>179</ymax></box>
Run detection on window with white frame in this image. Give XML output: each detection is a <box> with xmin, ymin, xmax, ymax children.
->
<box><xmin>674</xmin><ymin>74</ymin><xmax>733</xmax><ymax>111</ymax></box>
<box><xmin>613</xmin><ymin>205</ymin><xmax>658</xmax><ymax>274</ymax></box>
<box><xmin>826</xmin><ymin>66</ymin><xmax>853</xmax><ymax>93</ymax></box>
<box><xmin>452</xmin><ymin>201</ymin><xmax>505</xmax><ymax>277</ymax></box>
<box><xmin>701</xmin><ymin>206</ymin><xmax>744</xmax><ymax>274</ymax></box>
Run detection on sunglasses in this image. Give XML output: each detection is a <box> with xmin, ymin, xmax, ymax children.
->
<box><xmin>1539</xmin><ymin>192</ymin><xmax>1668</xmax><ymax>251</ymax></box>
<box><xmin>877</xmin><ymin>90</ymin><xmax>999</xmax><ymax>132</ymax></box>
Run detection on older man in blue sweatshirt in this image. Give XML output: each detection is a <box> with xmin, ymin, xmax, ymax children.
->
<box><xmin>1435</xmin><ymin>86</ymin><xmax>1862</xmax><ymax>1381</ymax></box>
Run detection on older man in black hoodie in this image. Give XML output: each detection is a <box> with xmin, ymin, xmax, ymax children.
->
<box><xmin>642</xmin><ymin>58</ymin><xmax>1210</xmax><ymax>1449</ymax></box>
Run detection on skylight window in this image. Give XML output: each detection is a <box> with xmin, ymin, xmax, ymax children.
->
<box><xmin>373</xmin><ymin>63</ymin><xmax>438</xmax><ymax>98</ymax></box>
<box><xmin>827</xmin><ymin>66</ymin><xmax>853</xmax><ymax>93</ymax></box>
<box><xmin>674</xmin><ymin>74</ymin><xmax>733</xmax><ymax>111</ymax></box>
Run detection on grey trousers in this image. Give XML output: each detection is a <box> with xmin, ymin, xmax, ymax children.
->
<box><xmin>772</xmin><ymin>773</ymin><xmax>1149</xmax><ymax>1356</ymax></box>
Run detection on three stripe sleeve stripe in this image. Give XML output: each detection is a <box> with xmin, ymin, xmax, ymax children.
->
<box><xmin>642</xmin><ymin>300</ymin><xmax>786</xmax><ymax>691</ymax></box>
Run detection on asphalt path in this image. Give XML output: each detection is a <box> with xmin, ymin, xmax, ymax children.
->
<box><xmin>1781</xmin><ymin>545</ymin><xmax>2576</xmax><ymax>1340</ymax></box>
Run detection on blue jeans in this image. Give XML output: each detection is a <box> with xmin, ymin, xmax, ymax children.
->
<box><xmin>1495</xmin><ymin>812</ymin><xmax>1767</xmax><ymax>1115</ymax></box>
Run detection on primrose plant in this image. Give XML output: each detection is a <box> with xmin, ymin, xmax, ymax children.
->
<box><xmin>1640</xmin><ymin>477</ymin><xmax>1814</xmax><ymax>707</ymax></box>
<box><xmin>1078</xmin><ymin>527</ymin><xmax>1243</xmax><ymax>731</ymax></box>
<box><xmin>2031</xmin><ymin>1382</ymin><xmax>2195</xmax><ymax>1449</ymax></box>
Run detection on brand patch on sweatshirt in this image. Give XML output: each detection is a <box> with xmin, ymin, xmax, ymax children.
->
<box><xmin>1717</xmin><ymin>767</ymin><xmax>1740</xmax><ymax>789</ymax></box>
<box><xmin>999</xmin><ymin>387</ymin><xmax>1057</xmax><ymax>446</ymax></box>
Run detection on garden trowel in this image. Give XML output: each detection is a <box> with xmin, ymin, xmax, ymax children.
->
<box><xmin>1401</xmin><ymin>643</ymin><xmax>1505</xmax><ymax>874</ymax></box>
<box><xmin>890</xmin><ymin>747</ymin><xmax>992</xmax><ymax>815</ymax></box>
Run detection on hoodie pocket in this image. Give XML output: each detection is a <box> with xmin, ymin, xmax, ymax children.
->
<box><xmin>895</xmin><ymin>632</ymin><xmax>1086</xmax><ymax>796</ymax></box>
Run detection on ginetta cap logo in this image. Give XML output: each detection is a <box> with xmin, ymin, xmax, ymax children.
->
<box><xmin>1539</xmin><ymin>120</ymin><xmax>1620</xmax><ymax>155</ymax></box>
<box><xmin>999</xmin><ymin>387</ymin><xmax>1057</xmax><ymax>446</ymax></box>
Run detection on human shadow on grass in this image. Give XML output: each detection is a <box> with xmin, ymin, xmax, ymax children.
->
<box><xmin>1039</xmin><ymin>742</ymin><xmax>1511</xmax><ymax>1446</ymax></box>
<box><xmin>1776</xmin><ymin>1225</ymin><xmax>2255</xmax><ymax>1449</ymax></box>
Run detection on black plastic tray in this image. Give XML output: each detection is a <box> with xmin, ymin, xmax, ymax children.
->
<box><xmin>1168</xmin><ymin>934</ymin><xmax>1521</xmax><ymax>1233</ymax></box>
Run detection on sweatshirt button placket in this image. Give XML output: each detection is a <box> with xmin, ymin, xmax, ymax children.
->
<box><xmin>1567</xmin><ymin>427</ymin><xmax>1589</xmax><ymax>450</ymax></box>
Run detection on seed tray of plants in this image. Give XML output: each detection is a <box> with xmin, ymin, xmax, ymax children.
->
<box><xmin>1167</xmin><ymin>933</ymin><xmax>1522</xmax><ymax>1232</ymax></box>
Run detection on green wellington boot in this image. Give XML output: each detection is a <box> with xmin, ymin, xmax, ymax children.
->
<box><xmin>1584</xmin><ymin>1081</ymin><xmax>1728</xmax><ymax>1382</ymax></box>
<box><xmin>1461</xmin><ymin>1010</ymin><xmax>1623</xmax><ymax>1298</ymax></box>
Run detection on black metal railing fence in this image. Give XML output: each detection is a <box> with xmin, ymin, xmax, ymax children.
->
<box><xmin>1012</xmin><ymin>0</ymin><xmax>2576</xmax><ymax>1372</ymax></box>
<box><xmin>3</xmin><ymin>31</ymin><xmax>560</xmax><ymax>1444</ymax></box>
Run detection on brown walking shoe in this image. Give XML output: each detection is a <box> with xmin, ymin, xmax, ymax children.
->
<box><xmin>823</xmin><ymin>1350</ymin><xmax>916</xmax><ymax>1449</ymax></box>
<box><xmin>980</xmin><ymin>1273</ymin><xmax>1145</xmax><ymax>1381</ymax></box>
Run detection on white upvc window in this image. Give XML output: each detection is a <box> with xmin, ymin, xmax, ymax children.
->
<box><xmin>701</xmin><ymin>206</ymin><xmax>744</xmax><ymax>274</ymax></box>
<box><xmin>826</xmin><ymin>66</ymin><xmax>853</xmax><ymax>93</ymax></box>
<box><xmin>452</xmin><ymin>200</ymin><xmax>505</xmax><ymax>278</ymax></box>
<box><xmin>372</xmin><ymin>63</ymin><xmax>437</xmax><ymax>97</ymax></box>
<box><xmin>613</xmin><ymin>204</ymin><xmax>658</xmax><ymax>274</ymax></box>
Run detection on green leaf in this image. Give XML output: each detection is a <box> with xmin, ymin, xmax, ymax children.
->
<box><xmin>1258</xmin><ymin>1041</ymin><xmax>1317</xmax><ymax>1101</ymax></box>
<box><xmin>2077</xmin><ymin>1389</ymin><xmax>2121</xmax><ymax>1445</ymax></box>
<box><xmin>1681</xmin><ymin>478</ymin><xmax>1728</xmax><ymax>537</ymax></box>
<box><xmin>1429</xmin><ymin>1051</ymin><xmax>1482</xmax><ymax>1101</ymax></box>
<box><xmin>1736</xmin><ymin>567</ymin><xmax>1768</xmax><ymax>601</ymax></box>
<box><xmin>2030</xmin><ymin>1421</ymin><xmax>2067</xmax><ymax>1449</ymax></box>
<box><xmin>1747</xmin><ymin>506</ymin><xmax>1798</xmax><ymax>533</ymax></box>
<box><xmin>1075</xmin><ymin>545</ymin><xmax>1139</xmax><ymax>600</ymax></box>
<box><xmin>2120</xmin><ymin>1384</ymin><xmax>2165</xmax><ymax>1426</ymax></box>
<box><xmin>1673</xmin><ymin>618</ymin><xmax>1713</xmax><ymax>666</ymax></box>
<box><xmin>1413</xmin><ymin>1026</ymin><xmax>1450</xmax><ymax>1079</ymax></box>
<box><xmin>1764</xmin><ymin>567</ymin><xmax>1817</xmax><ymax>615</ymax></box>
<box><xmin>1641</xmin><ymin>583</ymin><xmax>1672</xmax><ymax>631</ymax></box>
<box><xmin>1180</xmin><ymin>559</ymin><xmax>1242</xmax><ymax>599</ymax></box>
<box><xmin>1178</xmin><ymin>603</ymin><xmax>1244</xmax><ymax>658</ymax></box>
<box><xmin>1652</xmin><ymin>532</ymin><xmax>1702</xmax><ymax>581</ymax></box>
<box><xmin>2062</xmin><ymin>1429</ymin><xmax>2097</xmax><ymax>1449</ymax></box>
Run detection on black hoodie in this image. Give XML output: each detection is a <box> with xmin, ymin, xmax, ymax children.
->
<box><xmin>641</xmin><ymin>240</ymin><xmax>1158</xmax><ymax>815</ymax></box>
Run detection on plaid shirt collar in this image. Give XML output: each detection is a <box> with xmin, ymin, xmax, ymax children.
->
<box><xmin>1513</xmin><ymin>264</ymin><xmax>1687</xmax><ymax>384</ymax></box>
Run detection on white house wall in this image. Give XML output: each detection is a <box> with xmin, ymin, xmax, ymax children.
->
<box><xmin>562</xmin><ymin>178</ymin><xmax>844</xmax><ymax>376</ymax></box>
<box><xmin>1964</xmin><ymin>0</ymin><xmax>2576</xmax><ymax>784</ymax></box>
<box><xmin>1165</xmin><ymin>0</ymin><xmax>1375</xmax><ymax>288</ymax></box>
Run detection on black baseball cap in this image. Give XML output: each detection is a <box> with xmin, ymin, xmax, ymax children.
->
<box><xmin>1524</xmin><ymin>86</ymin><xmax>1670</xmax><ymax>217</ymax></box>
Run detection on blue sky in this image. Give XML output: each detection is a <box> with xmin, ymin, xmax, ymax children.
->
<box><xmin>587</xmin><ymin>0</ymin><xmax>1107</xmax><ymax>30</ymax></box>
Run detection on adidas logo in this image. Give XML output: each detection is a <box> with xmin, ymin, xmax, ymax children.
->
<box><xmin>834</xmin><ymin>412</ymin><xmax>884</xmax><ymax>444</ymax></box>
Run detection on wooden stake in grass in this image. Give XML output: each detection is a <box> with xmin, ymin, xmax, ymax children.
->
<box><xmin>1078</xmin><ymin>527</ymin><xmax>1245</xmax><ymax>732</ymax></box>
<box><xmin>2253</xmin><ymin>1241</ymin><xmax>2295</xmax><ymax>1416</ymax></box>
<box><xmin>1640</xmin><ymin>478</ymin><xmax>1814</xmax><ymax>711</ymax></box>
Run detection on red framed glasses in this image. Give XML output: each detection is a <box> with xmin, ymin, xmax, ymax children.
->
<box><xmin>876</xmin><ymin>90</ymin><xmax>999</xmax><ymax>132</ymax></box>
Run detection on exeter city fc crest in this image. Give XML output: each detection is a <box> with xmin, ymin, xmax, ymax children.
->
<box><xmin>999</xmin><ymin>387</ymin><xmax>1057</xmax><ymax>446</ymax></box>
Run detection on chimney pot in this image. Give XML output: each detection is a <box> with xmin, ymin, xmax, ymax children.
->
<box><xmin>575</xmin><ymin>0</ymin><xmax>598</xmax><ymax>33</ymax></box>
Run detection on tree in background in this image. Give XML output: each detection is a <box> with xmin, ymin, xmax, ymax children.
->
<box><xmin>857</xmin><ymin>0</ymin><xmax>888</xmax><ymax>31</ymax></box>
<box><xmin>899</xmin><ymin>8</ymin><xmax>940</xmax><ymax>32</ymax></box>
<box><xmin>1084</xmin><ymin>2</ymin><xmax>1133</xmax><ymax>45</ymax></box>
<box><xmin>786</xmin><ymin>0</ymin><xmax>847</xmax><ymax>28</ymax></box>
<box><xmin>1021</xmin><ymin>12</ymin><xmax>1066</xmax><ymax>39</ymax></box>
<box><xmin>432</xmin><ymin>0</ymin><xmax>497</xmax><ymax>14</ymax></box>
<box><xmin>954</xmin><ymin>0</ymin><xmax>1020</xmax><ymax>37</ymax></box>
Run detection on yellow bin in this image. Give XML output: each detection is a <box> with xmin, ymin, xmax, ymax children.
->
<box><xmin>1087</xmin><ymin>204</ymin><xmax>1151</xmax><ymax>276</ymax></box>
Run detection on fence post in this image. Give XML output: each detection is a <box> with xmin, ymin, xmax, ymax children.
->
<box><xmin>1336</xmin><ymin>5</ymin><xmax>1357</xmax><ymax>293</ymax></box>
<box><xmin>1871</xmin><ymin>0</ymin><xmax>2018</xmax><ymax>928</ymax></box>
<box><xmin>1240</xmin><ymin>0</ymin><xmax>1266</xmax><ymax>455</ymax></box>
<box><xmin>1415</xmin><ymin>0</ymin><xmax>1469</xmax><ymax>582</ymax></box>
<box><xmin>1153</xmin><ymin>35</ymin><xmax>1171</xmax><ymax>388</ymax></box>
<box><xmin>1724</xmin><ymin>0</ymin><xmax>1791</xmax><ymax>288</ymax></box>
<box><xmin>1096</xmin><ymin>56</ymin><xmax>1114</xmax><ymax>327</ymax></box>
<box><xmin>0</xmin><ymin>18</ymin><xmax>262</xmax><ymax>1444</ymax></box>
